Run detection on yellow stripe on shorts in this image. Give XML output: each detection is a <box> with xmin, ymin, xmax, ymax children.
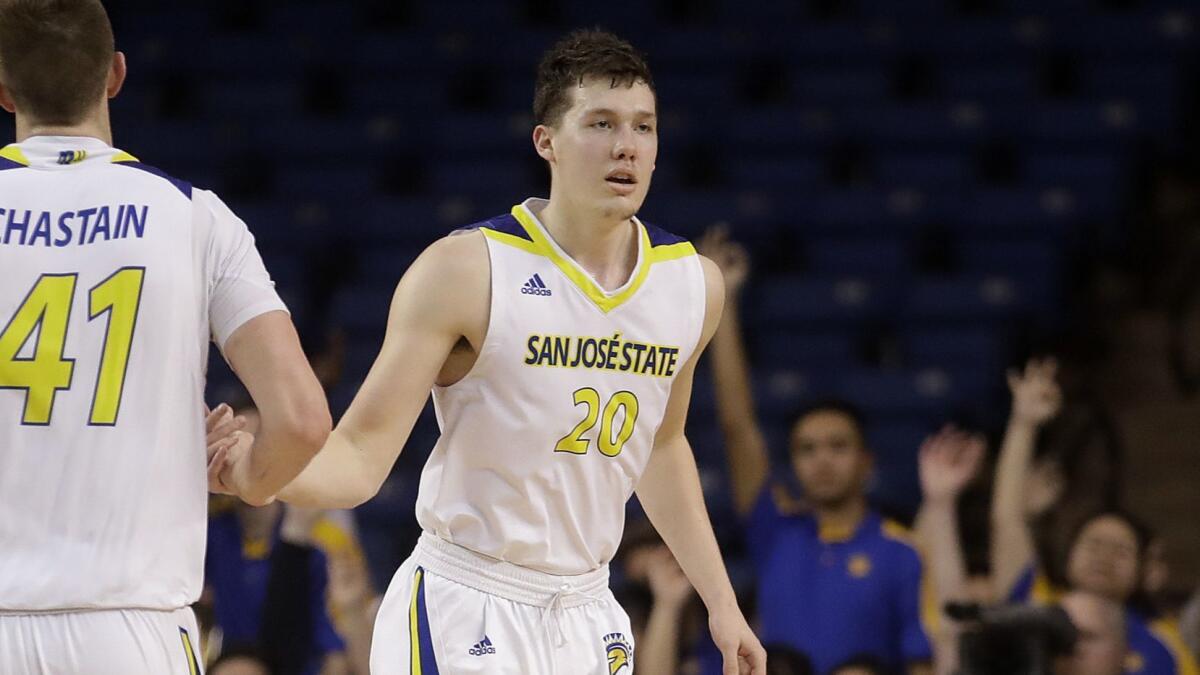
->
<box><xmin>179</xmin><ymin>627</ymin><xmax>200</xmax><ymax>675</ymax></box>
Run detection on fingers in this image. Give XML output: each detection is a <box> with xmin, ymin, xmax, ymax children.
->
<box><xmin>206</xmin><ymin>411</ymin><xmax>246</xmax><ymax>448</ymax></box>
<box><xmin>207</xmin><ymin>446</ymin><xmax>230</xmax><ymax>494</ymax></box>
<box><xmin>722</xmin><ymin>647</ymin><xmax>739</xmax><ymax>675</ymax></box>
<box><xmin>734</xmin><ymin>638</ymin><xmax>763</xmax><ymax>667</ymax></box>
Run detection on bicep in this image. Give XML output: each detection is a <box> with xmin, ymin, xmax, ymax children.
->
<box><xmin>224</xmin><ymin>311</ymin><xmax>325</xmax><ymax>416</ymax></box>
<box><xmin>337</xmin><ymin>234</ymin><xmax>487</xmax><ymax>451</ymax></box>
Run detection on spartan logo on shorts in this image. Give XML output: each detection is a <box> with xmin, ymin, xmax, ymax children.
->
<box><xmin>604</xmin><ymin>632</ymin><xmax>632</xmax><ymax>674</ymax></box>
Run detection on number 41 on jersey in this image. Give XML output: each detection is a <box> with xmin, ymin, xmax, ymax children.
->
<box><xmin>0</xmin><ymin>268</ymin><xmax>145</xmax><ymax>426</ymax></box>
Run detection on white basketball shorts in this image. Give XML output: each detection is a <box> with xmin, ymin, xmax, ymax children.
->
<box><xmin>370</xmin><ymin>533</ymin><xmax>636</xmax><ymax>675</ymax></box>
<box><xmin>0</xmin><ymin>606</ymin><xmax>203</xmax><ymax>674</ymax></box>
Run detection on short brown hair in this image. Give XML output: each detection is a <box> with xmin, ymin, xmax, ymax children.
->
<box><xmin>0</xmin><ymin>0</ymin><xmax>114</xmax><ymax>125</ymax></box>
<box><xmin>533</xmin><ymin>28</ymin><xmax>654</xmax><ymax>127</ymax></box>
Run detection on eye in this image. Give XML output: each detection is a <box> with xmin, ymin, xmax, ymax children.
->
<box><xmin>592</xmin><ymin>120</ymin><xmax>612</xmax><ymax>129</ymax></box>
<box><xmin>637</xmin><ymin>123</ymin><xmax>654</xmax><ymax>133</ymax></box>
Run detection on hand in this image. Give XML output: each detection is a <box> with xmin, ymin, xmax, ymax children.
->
<box><xmin>697</xmin><ymin>225</ymin><xmax>751</xmax><ymax>296</ymax></box>
<box><xmin>708</xmin><ymin>604</ymin><xmax>767</xmax><ymax>675</ymax></box>
<box><xmin>206</xmin><ymin>404</ymin><xmax>245</xmax><ymax>494</ymax></box>
<box><xmin>1007</xmin><ymin>357</ymin><xmax>1062</xmax><ymax>428</ymax></box>
<box><xmin>205</xmin><ymin>403</ymin><xmax>271</xmax><ymax>506</ymax></box>
<box><xmin>919</xmin><ymin>425</ymin><xmax>986</xmax><ymax>504</ymax></box>
<box><xmin>645</xmin><ymin>546</ymin><xmax>694</xmax><ymax>610</ymax></box>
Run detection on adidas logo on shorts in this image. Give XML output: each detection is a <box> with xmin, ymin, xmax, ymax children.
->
<box><xmin>468</xmin><ymin>635</ymin><xmax>497</xmax><ymax>656</ymax></box>
<box><xmin>521</xmin><ymin>273</ymin><xmax>552</xmax><ymax>296</ymax></box>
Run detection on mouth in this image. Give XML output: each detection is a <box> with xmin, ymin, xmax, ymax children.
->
<box><xmin>605</xmin><ymin>169</ymin><xmax>638</xmax><ymax>187</ymax></box>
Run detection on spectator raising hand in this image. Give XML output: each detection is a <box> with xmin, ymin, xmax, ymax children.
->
<box><xmin>919</xmin><ymin>426</ymin><xmax>986</xmax><ymax>506</ymax></box>
<box><xmin>637</xmin><ymin>546</ymin><xmax>697</xmax><ymax>675</ymax></box>
<box><xmin>1008</xmin><ymin>358</ymin><xmax>1063</xmax><ymax>428</ymax></box>
<box><xmin>697</xmin><ymin>226</ymin><xmax>769</xmax><ymax>517</ymax></box>
<box><xmin>698</xmin><ymin>225</ymin><xmax>751</xmax><ymax>298</ymax></box>
<box><xmin>915</xmin><ymin>427</ymin><xmax>986</xmax><ymax>675</ymax></box>
<box><xmin>992</xmin><ymin>358</ymin><xmax>1064</xmax><ymax>600</ymax></box>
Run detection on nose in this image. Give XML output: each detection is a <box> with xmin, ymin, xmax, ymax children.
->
<box><xmin>612</xmin><ymin>125</ymin><xmax>637</xmax><ymax>162</ymax></box>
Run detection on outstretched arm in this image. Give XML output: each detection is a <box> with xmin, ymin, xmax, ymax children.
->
<box><xmin>214</xmin><ymin>312</ymin><xmax>332</xmax><ymax>505</ymax></box>
<box><xmin>253</xmin><ymin>232</ymin><xmax>488</xmax><ymax>508</ymax></box>
<box><xmin>990</xmin><ymin>358</ymin><xmax>1062</xmax><ymax>599</ymax></box>
<box><xmin>915</xmin><ymin>426</ymin><xmax>986</xmax><ymax>675</ymax></box>
<box><xmin>696</xmin><ymin>227</ymin><xmax>769</xmax><ymax>517</ymax></box>
<box><xmin>636</xmin><ymin>255</ymin><xmax>767</xmax><ymax>675</ymax></box>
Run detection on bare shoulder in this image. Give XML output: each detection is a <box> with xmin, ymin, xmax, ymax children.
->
<box><xmin>389</xmin><ymin>230</ymin><xmax>490</xmax><ymax>333</ymax></box>
<box><xmin>696</xmin><ymin>254</ymin><xmax>726</xmax><ymax>339</ymax></box>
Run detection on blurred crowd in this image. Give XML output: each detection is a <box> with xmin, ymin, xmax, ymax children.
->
<box><xmin>197</xmin><ymin>225</ymin><xmax>1200</xmax><ymax>675</ymax></box>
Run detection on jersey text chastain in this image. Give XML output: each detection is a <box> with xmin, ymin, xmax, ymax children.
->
<box><xmin>0</xmin><ymin>204</ymin><xmax>149</xmax><ymax>248</ymax></box>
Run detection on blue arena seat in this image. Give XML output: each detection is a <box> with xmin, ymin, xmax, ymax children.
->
<box><xmin>806</xmin><ymin>238</ymin><xmax>911</xmax><ymax>279</ymax></box>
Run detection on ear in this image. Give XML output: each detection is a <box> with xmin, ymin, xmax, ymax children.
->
<box><xmin>0</xmin><ymin>81</ymin><xmax>15</xmax><ymax>114</ymax></box>
<box><xmin>106</xmin><ymin>51</ymin><xmax>127</xmax><ymax>99</ymax></box>
<box><xmin>532</xmin><ymin>124</ymin><xmax>555</xmax><ymax>164</ymax></box>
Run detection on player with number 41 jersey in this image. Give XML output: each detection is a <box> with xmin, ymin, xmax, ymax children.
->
<box><xmin>0</xmin><ymin>2</ymin><xmax>330</xmax><ymax>673</ymax></box>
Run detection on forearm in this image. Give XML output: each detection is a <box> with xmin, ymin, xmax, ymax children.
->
<box><xmin>990</xmin><ymin>419</ymin><xmax>1038</xmax><ymax>594</ymax></box>
<box><xmin>239</xmin><ymin>425</ymin><xmax>324</xmax><ymax>504</ymax></box>
<box><xmin>709</xmin><ymin>296</ymin><xmax>769</xmax><ymax>514</ymax></box>
<box><xmin>915</xmin><ymin>500</ymin><xmax>967</xmax><ymax>675</ymax></box>
<box><xmin>916</xmin><ymin>500</ymin><xmax>969</xmax><ymax>608</ymax></box>
<box><xmin>637</xmin><ymin>437</ymin><xmax>739</xmax><ymax>612</ymax></box>
<box><xmin>638</xmin><ymin>600</ymin><xmax>686</xmax><ymax>675</ymax></box>
<box><xmin>278</xmin><ymin>429</ymin><xmax>380</xmax><ymax>508</ymax></box>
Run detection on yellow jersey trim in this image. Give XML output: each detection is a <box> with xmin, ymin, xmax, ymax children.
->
<box><xmin>481</xmin><ymin>227</ymin><xmax>543</xmax><ymax>256</ymax></box>
<box><xmin>1030</xmin><ymin>570</ymin><xmax>1062</xmax><ymax>605</ymax></box>
<box><xmin>648</xmin><ymin>241</ymin><xmax>697</xmax><ymax>263</ymax></box>
<box><xmin>111</xmin><ymin>150</ymin><xmax>140</xmax><ymax>163</ymax></box>
<box><xmin>0</xmin><ymin>145</ymin><xmax>30</xmax><ymax>166</ymax></box>
<box><xmin>1150</xmin><ymin>617</ymin><xmax>1200</xmax><ymax>675</ymax></box>
<box><xmin>511</xmin><ymin>204</ymin><xmax>653</xmax><ymax>314</ymax></box>
<box><xmin>409</xmin><ymin>568</ymin><xmax>425</xmax><ymax>674</ymax></box>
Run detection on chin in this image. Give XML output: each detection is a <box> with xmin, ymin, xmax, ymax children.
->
<box><xmin>599</xmin><ymin>197</ymin><xmax>641</xmax><ymax>222</ymax></box>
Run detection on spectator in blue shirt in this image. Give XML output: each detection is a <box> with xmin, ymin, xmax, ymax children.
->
<box><xmin>701</xmin><ymin>230</ymin><xmax>934</xmax><ymax>675</ymax></box>
<box><xmin>991</xmin><ymin>359</ymin><xmax>1199</xmax><ymax>675</ymax></box>
<box><xmin>205</xmin><ymin>500</ymin><xmax>347</xmax><ymax>675</ymax></box>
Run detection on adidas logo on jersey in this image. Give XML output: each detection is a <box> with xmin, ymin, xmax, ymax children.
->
<box><xmin>468</xmin><ymin>635</ymin><xmax>497</xmax><ymax>656</ymax></box>
<box><xmin>521</xmin><ymin>273</ymin><xmax>552</xmax><ymax>297</ymax></box>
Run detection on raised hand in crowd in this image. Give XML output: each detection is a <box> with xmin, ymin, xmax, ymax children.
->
<box><xmin>992</xmin><ymin>357</ymin><xmax>1063</xmax><ymax>599</ymax></box>
<box><xmin>915</xmin><ymin>426</ymin><xmax>986</xmax><ymax>675</ymax></box>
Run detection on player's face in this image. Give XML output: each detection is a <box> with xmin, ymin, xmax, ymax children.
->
<box><xmin>1066</xmin><ymin>516</ymin><xmax>1140</xmax><ymax>601</ymax></box>
<box><xmin>538</xmin><ymin>76</ymin><xmax>657</xmax><ymax>221</ymax></box>
<box><xmin>789</xmin><ymin>411</ymin><xmax>871</xmax><ymax>507</ymax></box>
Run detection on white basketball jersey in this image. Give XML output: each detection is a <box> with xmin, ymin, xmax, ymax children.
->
<box><xmin>0</xmin><ymin>136</ymin><xmax>286</xmax><ymax>611</ymax></box>
<box><xmin>415</xmin><ymin>198</ymin><xmax>707</xmax><ymax>575</ymax></box>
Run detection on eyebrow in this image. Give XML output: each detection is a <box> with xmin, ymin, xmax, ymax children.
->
<box><xmin>584</xmin><ymin>107</ymin><xmax>658</xmax><ymax>119</ymax></box>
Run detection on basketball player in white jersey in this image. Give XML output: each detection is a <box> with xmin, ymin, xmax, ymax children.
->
<box><xmin>210</xmin><ymin>28</ymin><xmax>767</xmax><ymax>674</ymax></box>
<box><xmin>0</xmin><ymin>1</ymin><xmax>332</xmax><ymax>673</ymax></box>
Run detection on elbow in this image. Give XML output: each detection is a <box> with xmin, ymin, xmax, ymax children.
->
<box><xmin>278</xmin><ymin>399</ymin><xmax>333</xmax><ymax>460</ymax></box>
<box><xmin>339</xmin><ymin>473</ymin><xmax>382</xmax><ymax>509</ymax></box>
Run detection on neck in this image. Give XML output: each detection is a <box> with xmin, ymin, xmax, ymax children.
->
<box><xmin>537</xmin><ymin>189</ymin><xmax>639</xmax><ymax>291</ymax></box>
<box><xmin>16</xmin><ymin>107</ymin><xmax>112</xmax><ymax>145</ymax></box>
<box><xmin>814</xmin><ymin>496</ymin><xmax>867</xmax><ymax>532</ymax></box>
